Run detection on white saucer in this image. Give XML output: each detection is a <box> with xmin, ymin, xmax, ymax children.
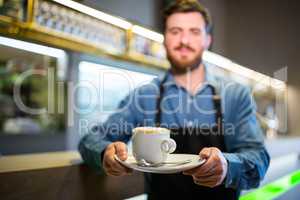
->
<box><xmin>114</xmin><ymin>154</ymin><xmax>206</xmax><ymax>174</ymax></box>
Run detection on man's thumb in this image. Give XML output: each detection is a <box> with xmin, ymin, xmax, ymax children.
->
<box><xmin>114</xmin><ymin>142</ymin><xmax>128</xmax><ymax>161</ymax></box>
<box><xmin>199</xmin><ymin>147</ymin><xmax>211</xmax><ymax>159</ymax></box>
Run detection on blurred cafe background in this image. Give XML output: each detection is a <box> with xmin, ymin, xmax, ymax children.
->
<box><xmin>0</xmin><ymin>0</ymin><xmax>299</xmax><ymax>200</ymax></box>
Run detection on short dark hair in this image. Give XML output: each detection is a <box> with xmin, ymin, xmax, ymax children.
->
<box><xmin>163</xmin><ymin>0</ymin><xmax>212</xmax><ymax>34</ymax></box>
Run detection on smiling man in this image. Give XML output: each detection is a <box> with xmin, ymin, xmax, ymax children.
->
<box><xmin>164</xmin><ymin>10</ymin><xmax>211</xmax><ymax>75</ymax></box>
<box><xmin>79</xmin><ymin>0</ymin><xmax>270</xmax><ymax>199</ymax></box>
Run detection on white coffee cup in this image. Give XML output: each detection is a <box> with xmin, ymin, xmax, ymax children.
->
<box><xmin>132</xmin><ymin>127</ymin><xmax>176</xmax><ymax>164</ymax></box>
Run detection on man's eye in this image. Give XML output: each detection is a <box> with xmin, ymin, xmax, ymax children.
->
<box><xmin>170</xmin><ymin>30</ymin><xmax>179</xmax><ymax>35</ymax></box>
<box><xmin>191</xmin><ymin>30</ymin><xmax>201</xmax><ymax>35</ymax></box>
<box><xmin>168</xmin><ymin>28</ymin><xmax>180</xmax><ymax>35</ymax></box>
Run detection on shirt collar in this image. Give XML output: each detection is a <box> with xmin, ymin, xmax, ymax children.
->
<box><xmin>162</xmin><ymin>62</ymin><xmax>221</xmax><ymax>95</ymax></box>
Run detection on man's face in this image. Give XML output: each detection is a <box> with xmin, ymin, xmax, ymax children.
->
<box><xmin>164</xmin><ymin>12</ymin><xmax>211</xmax><ymax>72</ymax></box>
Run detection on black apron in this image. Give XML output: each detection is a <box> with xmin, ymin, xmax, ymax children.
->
<box><xmin>144</xmin><ymin>75</ymin><xmax>238</xmax><ymax>200</ymax></box>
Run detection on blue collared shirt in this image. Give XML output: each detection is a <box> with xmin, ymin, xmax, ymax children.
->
<box><xmin>79</xmin><ymin>65</ymin><xmax>270</xmax><ymax>190</ymax></box>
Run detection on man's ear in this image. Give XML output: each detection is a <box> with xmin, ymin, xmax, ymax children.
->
<box><xmin>204</xmin><ymin>34</ymin><xmax>212</xmax><ymax>50</ymax></box>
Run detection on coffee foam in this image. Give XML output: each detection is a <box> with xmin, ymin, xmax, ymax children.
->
<box><xmin>133</xmin><ymin>127</ymin><xmax>170</xmax><ymax>134</ymax></box>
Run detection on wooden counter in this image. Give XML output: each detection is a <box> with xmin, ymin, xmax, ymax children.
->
<box><xmin>0</xmin><ymin>151</ymin><xmax>145</xmax><ymax>200</ymax></box>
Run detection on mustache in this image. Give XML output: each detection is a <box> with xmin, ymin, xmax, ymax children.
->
<box><xmin>174</xmin><ymin>44</ymin><xmax>195</xmax><ymax>52</ymax></box>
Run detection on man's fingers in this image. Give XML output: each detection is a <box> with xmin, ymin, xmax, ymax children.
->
<box><xmin>183</xmin><ymin>154</ymin><xmax>216</xmax><ymax>176</ymax></box>
<box><xmin>193</xmin><ymin>165</ymin><xmax>218</xmax><ymax>178</ymax></box>
<box><xmin>183</xmin><ymin>161</ymin><xmax>216</xmax><ymax>176</ymax></box>
<box><xmin>194</xmin><ymin>179</ymin><xmax>218</xmax><ymax>187</ymax></box>
<box><xmin>104</xmin><ymin>156</ymin><xmax>132</xmax><ymax>175</ymax></box>
<box><xmin>183</xmin><ymin>167</ymin><xmax>198</xmax><ymax>175</ymax></box>
<box><xmin>108</xmin><ymin>166</ymin><xmax>132</xmax><ymax>176</ymax></box>
<box><xmin>199</xmin><ymin>147</ymin><xmax>212</xmax><ymax>159</ymax></box>
<box><xmin>193</xmin><ymin>174</ymin><xmax>219</xmax><ymax>184</ymax></box>
<box><xmin>108</xmin><ymin>170</ymin><xmax>127</xmax><ymax>177</ymax></box>
<box><xmin>114</xmin><ymin>142</ymin><xmax>128</xmax><ymax>161</ymax></box>
<box><xmin>183</xmin><ymin>147</ymin><xmax>227</xmax><ymax>188</ymax></box>
<box><xmin>108</xmin><ymin>158</ymin><xmax>128</xmax><ymax>171</ymax></box>
<box><xmin>193</xmin><ymin>173</ymin><xmax>222</xmax><ymax>187</ymax></box>
<box><xmin>103</xmin><ymin>142</ymin><xmax>132</xmax><ymax>176</ymax></box>
<box><xmin>105</xmin><ymin>150</ymin><xmax>130</xmax><ymax>172</ymax></box>
<box><xmin>183</xmin><ymin>148</ymin><xmax>222</xmax><ymax>176</ymax></box>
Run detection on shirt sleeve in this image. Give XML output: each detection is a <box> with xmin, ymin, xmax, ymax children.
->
<box><xmin>78</xmin><ymin>92</ymin><xmax>140</xmax><ymax>172</ymax></box>
<box><xmin>223</xmin><ymin>86</ymin><xmax>270</xmax><ymax>190</ymax></box>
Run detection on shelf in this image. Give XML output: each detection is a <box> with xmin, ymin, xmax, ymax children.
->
<box><xmin>0</xmin><ymin>0</ymin><xmax>169</xmax><ymax>70</ymax></box>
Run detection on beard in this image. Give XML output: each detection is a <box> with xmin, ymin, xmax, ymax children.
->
<box><xmin>166</xmin><ymin>45</ymin><xmax>203</xmax><ymax>75</ymax></box>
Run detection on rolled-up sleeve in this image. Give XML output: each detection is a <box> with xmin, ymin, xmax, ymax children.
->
<box><xmin>223</xmin><ymin>86</ymin><xmax>270</xmax><ymax>190</ymax></box>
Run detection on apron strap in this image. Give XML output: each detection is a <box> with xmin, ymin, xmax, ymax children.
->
<box><xmin>155</xmin><ymin>74</ymin><xmax>168</xmax><ymax>127</ymax></box>
<box><xmin>211</xmin><ymin>87</ymin><xmax>223</xmax><ymax>135</ymax></box>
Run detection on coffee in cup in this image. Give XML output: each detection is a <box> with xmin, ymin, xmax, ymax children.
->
<box><xmin>132</xmin><ymin>127</ymin><xmax>176</xmax><ymax>164</ymax></box>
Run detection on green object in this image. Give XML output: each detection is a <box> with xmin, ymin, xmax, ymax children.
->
<box><xmin>240</xmin><ymin>170</ymin><xmax>300</xmax><ymax>200</ymax></box>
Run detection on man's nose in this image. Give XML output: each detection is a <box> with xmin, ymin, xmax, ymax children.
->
<box><xmin>180</xmin><ymin>32</ymin><xmax>190</xmax><ymax>46</ymax></box>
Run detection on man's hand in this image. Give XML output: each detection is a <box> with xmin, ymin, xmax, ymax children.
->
<box><xmin>102</xmin><ymin>142</ymin><xmax>133</xmax><ymax>176</ymax></box>
<box><xmin>183</xmin><ymin>147</ymin><xmax>228</xmax><ymax>188</ymax></box>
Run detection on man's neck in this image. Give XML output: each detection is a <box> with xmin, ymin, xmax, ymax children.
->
<box><xmin>173</xmin><ymin>64</ymin><xmax>205</xmax><ymax>96</ymax></box>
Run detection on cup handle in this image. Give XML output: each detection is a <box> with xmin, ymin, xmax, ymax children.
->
<box><xmin>161</xmin><ymin>138</ymin><xmax>176</xmax><ymax>154</ymax></box>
